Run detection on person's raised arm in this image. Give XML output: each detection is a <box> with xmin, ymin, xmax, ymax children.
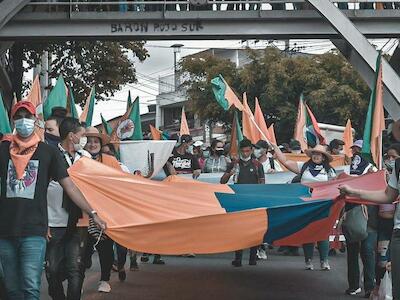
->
<box><xmin>59</xmin><ymin>177</ymin><xmax>106</xmax><ymax>230</ymax></box>
<box><xmin>271</xmin><ymin>144</ymin><xmax>300</xmax><ymax>174</ymax></box>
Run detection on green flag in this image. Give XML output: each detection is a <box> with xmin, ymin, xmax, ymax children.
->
<box><xmin>0</xmin><ymin>92</ymin><xmax>11</xmax><ymax>134</ymax></box>
<box><xmin>101</xmin><ymin>113</ymin><xmax>113</xmax><ymax>136</ymax></box>
<box><xmin>66</xmin><ymin>86</ymin><xmax>79</xmax><ymax>119</ymax></box>
<box><xmin>211</xmin><ymin>74</ymin><xmax>244</xmax><ymax>111</ymax></box>
<box><xmin>127</xmin><ymin>96</ymin><xmax>143</xmax><ymax>140</ymax></box>
<box><xmin>44</xmin><ymin>75</ymin><xmax>68</xmax><ymax>120</ymax></box>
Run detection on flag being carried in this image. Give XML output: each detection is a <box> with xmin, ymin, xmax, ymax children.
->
<box><xmin>79</xmin><ymin>87</ymin><xmax>95</xmax><ymax>127</ymax></box>
<box><xmin>229</xmin><ymin>110</ymin><xmax>244</xmax><ymax>158</ymax></box>
<box><xmin>0</xmin><ymin>92</ymin><xmax>11</xmax><ymax>135</ymax></box>
<box><xmin>362</xmin><ymin>53</ymin><xmax>385</xmax><ymax>169</ymax></box>
<box><xmin>111</xmin><ymin>92</ymin><xmax>143</xmax><ymax>143</ymax></box>
<box><xmin>211</xmin><ymin>74</ymin><xmax>244</xmax><ymax>111</ymax></box>
<box><xmin>294</xmin><ymin>94</ymin><xmax>326</xmax><ymax>150</ymax></box>
<box><xmin>180</xmin><ymin>106</ymin><xmax>190</xmax><ymax>136</ymax></box>
<box><xmin>43</xmin><ymin>75</ymin><xmax>68</xmax><ymax>120</ymax></box>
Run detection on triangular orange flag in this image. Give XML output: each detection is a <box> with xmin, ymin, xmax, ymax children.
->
<box><xmin>150</xmin><ymin>124</ymin><xmax>162</xmax><ymax>140</ymax></box>
<box><xmin>343</xmin><ymin>119</ymin><xmax>353</xmax><ymax>158</ymax></box>
<box><xmin>242</xmin><ymin>93</ymin><xmax>258</xmax><ymax>143</ymax></box>
<box><xmin>25</xmin><ymin>75</ymin><xmax>44</xmax><ymax>140</ymax></box>
<box><xmin>180</xmin><ymin>107</ymin><xmax>190</xmax><ymax>136</ymax></box>
<box><xmin>254</xmin><ymin>97</ymin><xmax>271</xmax><ymax>142</ymax></box>
<box><xmin>268</xmin><ymin>124</ymin><xmax>277</xmax><ymax>145</ymax></box>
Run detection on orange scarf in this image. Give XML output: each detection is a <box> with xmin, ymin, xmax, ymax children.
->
<box><xmin>10</xmin><ymin>133</ymin><xmax>41</xmax><ymax>180</ymax></box>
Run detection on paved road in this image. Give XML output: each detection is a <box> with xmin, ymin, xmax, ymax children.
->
<box><xmin>40</xmin><ymin>249</ymin><xmax>364</xmax><ymax>300</ymax></box>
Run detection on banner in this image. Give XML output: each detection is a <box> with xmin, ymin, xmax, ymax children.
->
<box><xmin>119</xmin><ymin>140</ymin><xmax>176</xmax><ymax>178</ymax></box>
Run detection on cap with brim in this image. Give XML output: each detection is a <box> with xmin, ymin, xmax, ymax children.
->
<box><xmin>304</xmin><ymin>145</ymin><xmax>333</xmax><ymax>162</ymax></box>
<box><xmin>11</xmin><ymin>101</ymin><xmax>36</xmax><ymax>118</ymax></box>
<box><xmin>85</xmin><ymin>126</ymin><xmax>110</xmax><ymax>145</ymax></box>
<box><xmin>180</xmin><ymin>134</ymin><xmax>193</xmax><ymax>144</ymax></box>
<box><xmin>193</xmin><ymin>141</ymin><xmax>203</xmax><ymax>147</ymax></box>
<box><xmin>351</xmin><ymin>140</ymin><xmax>363</xmax><ymax>149</ymax></box>
<box><xmin>254</xmin><ymin>140</ymin><xmax>269</xmax><ymax>149</ymax></box>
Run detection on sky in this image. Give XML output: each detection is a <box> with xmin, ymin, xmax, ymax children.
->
<box><xmin>24</xmin><ymin>38</ymin><xmax>397</xmax><ymax>125</ymax></box>
<box><xmin>88</xmin><ymin>38</ymin><xmax>398</xmax><ymax>126</ymax></box>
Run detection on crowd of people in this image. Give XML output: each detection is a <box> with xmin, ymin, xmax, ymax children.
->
<box><xmin>28</xmin><ymin>0</ymin><xmax>400</xmax><ymax>13</ymax></box>
<box><xmin>0</xmin><ymin>100</ymin><xmax>399</xmax><ymax>299</ymax></box>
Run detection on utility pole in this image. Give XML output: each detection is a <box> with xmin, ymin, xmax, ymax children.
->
<box><xmin>171</xmin><ymin>43</ymin><xmax>184</xmax><ymax>91</ymax></box>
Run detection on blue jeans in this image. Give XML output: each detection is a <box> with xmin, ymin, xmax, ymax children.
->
<box><xmin>0</xmin><ymin>236</ymin><xmax>46</xmax><ymax>300</ymax></box>
<box><xmin>346</xmin><ymin>230</ymin><xmax>377</xmax><ymax>292</ymax></box>
<box><xmin>303</xmin><ymin>240</ymin><xmax>329</xmax><ymax>262</ymax></box>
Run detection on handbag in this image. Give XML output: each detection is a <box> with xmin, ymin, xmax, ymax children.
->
<box><xmin>341</xmin><ymin>205</ymin><xmax>368</xmax><ymax>243</ymax></box>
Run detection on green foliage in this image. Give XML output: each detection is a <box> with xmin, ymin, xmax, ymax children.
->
<box><xmin>22</xmin><ymin>41</ymin><xmax>149</xmax><ymax>105</ymax></box>
<box><xmin>180</xmin><ymin>47</ymin><xmax>370</xmax><ymax>143</ymax></box>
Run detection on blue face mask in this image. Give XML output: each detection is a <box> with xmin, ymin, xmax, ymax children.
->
<box><xmin>15</xmin><ymin>118</ymin><xmax>35</xmax><ymax>138</ymax></box>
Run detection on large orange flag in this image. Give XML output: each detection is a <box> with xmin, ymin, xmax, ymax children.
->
<box><xmin>343</xmin><ymin>119</ymin><xmax>353</xmax><ymax>158</ymax></box>
<box><xmin>254</xmin><ymin>97</ymin><xmax>271</xmax><ymax>142</ymax></box>
<box><xmin>242</xmin><ymin>93</ymin><xmax>258</xmax><ymax>143</ymax></box>
<box><xmin>371</xmin><ymin>59</ymin><xmax>385</xmax><ymax>169</ymax></box>
<box><xmin>180</xmin><ymin>107</ymin><xmax>190</xmax><ymax>136</ymax></box>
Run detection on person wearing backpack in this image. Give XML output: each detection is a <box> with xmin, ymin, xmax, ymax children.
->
<box><xmin>340</xmin><ymin>155</ymin><xmax>400</xmax><ymax>300</ymax></box>
<box><xmin>272</xmin><ymin>144</ymin><xmax>336</xmax><ymax>271</ymax></box>
<box><xmin>221</xmin><ymin>139</ymin><xmax>265</xmax><ymax>267</ymax></box>
<box><xmin>342</xmin><ymin>140</ymin><xmax>378</xmax><ymax>298</ymax></box>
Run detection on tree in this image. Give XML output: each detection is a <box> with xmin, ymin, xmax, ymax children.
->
<box><xmin>7</xmin><ymin>40</ymin><xmax>149</xmax><ymax>106</ymax></box>
<box><xmin>180</xmin><ymin>47</ymin><xmax>370</xmax><ymax>143</ymax></box>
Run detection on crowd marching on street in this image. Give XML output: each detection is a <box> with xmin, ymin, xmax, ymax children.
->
<box><xmin>1</xmin><ymin>1</ymin><xmax>400</xmax><ymax>300</ymax></box>
<box><xmin>0</xmin><ymin>98</ymin><xmax>399</xmax><ymax>299</ymax></box>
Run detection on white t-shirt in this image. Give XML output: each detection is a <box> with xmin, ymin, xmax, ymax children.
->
<box><xmin>298</xmin><ymin>162</ymin><xmax>336</xmax><ymax>184</ymax></box>
<box><xmin>386</xmin><ymin>168</ymin><xmax>400</xmax><ymax>229</ymax></box>
<box><xmin>47</xmin><ymin>147</ymin><xmax>91</xmax><ymax>228</ymax></box>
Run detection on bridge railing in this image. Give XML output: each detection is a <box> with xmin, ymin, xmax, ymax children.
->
<box><xmin>23</xmin><ymin>0</ymin><xmax>400</xmax><ymax>14</ymax></box>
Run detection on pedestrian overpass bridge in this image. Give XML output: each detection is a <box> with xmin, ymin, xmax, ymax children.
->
<box><xmin>1</xmin><ymin>0</ymin><xmax>400</xmax><ymax>120</ymax></box>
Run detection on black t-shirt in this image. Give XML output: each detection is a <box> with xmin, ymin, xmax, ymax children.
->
<box><xmin>227</xmin><ymin>159</ymin><xmax>264</xmax><ymax>184</ymax></box>
<box><xmin>169</xmin><ymin>148</ymin><xmax>200</xmax><ymax>174</ymax></box>
<box><xmin>0</xmin><ymin>141</ymin><xmax>69</xmax><ymax>238</ymax></box>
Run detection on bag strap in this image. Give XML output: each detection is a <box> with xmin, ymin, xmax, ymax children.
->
<box><xmin>299</xmin><ymin>161</ymin><xmax>310</xmax><ymax>180</ymax></box>
<box><xmin>395</xmin><ymin>158</ymin><xmax>400</xmax><ymax>183</ymax></box>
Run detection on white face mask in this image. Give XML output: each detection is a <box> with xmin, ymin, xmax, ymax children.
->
<box><xmin>254</xmin><ymin>149</ymin><xmax>264</xmax><ymax>159</ymax></box>
<box><xmin>73</xmin><ymin>136</ymin><xmax>87</xmax><ymax>151</ymax></box>
<box><xmin>187</xmin><ymin>145</ymin><xmax>194</xmax><ymax>154</ymax></box>
<box><xmin>292</xmin><ymin>150</ymin><xmax>301</xmax><ymax>154</ymax></box>
<box><xmin>386</xmin><ymin>159</ymin><xmax>396</xmax><ymax>172</ymax></box>
<box><xmin>240</xmin><ymin>154</ymin><xmax>251</xmax><ymax>162</ymax></box>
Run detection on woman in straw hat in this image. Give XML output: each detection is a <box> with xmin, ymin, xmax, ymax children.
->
<box><xmin>84</xmin><ymin>127</ymin><xmax>122</xmax><ymax>293</ymax></box>
<box><xmin>272</xmin><ymin>143</ymin><xmax>336</xmax><ymax>271</ymax></box>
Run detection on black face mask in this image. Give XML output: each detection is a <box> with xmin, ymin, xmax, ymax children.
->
<box><xmin>45</xmin><ymin>132</ymin><xmax>60</xmax><ymax>147</ymax></box>
<box><xmin>216</xmin><ymin>150</ymin><xmax>224</xmax><ymax>156</ymax></box>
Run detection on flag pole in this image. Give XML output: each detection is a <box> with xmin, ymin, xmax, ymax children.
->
<box><xmin>246</xmin><ymin>110</ymin><xmax>272</xmax><ymax>145</ymax></box>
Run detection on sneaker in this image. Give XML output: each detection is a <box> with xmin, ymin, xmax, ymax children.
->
<box><xmin>118</xmin><ymin>269</ymin><xmax>126</xmax><ymax>282</ymax></box>
<box><xmin>257</xmin><ymin>249</ymin><xmax>268</xmax><ymax>260</ymax></box>
<box><xmin>231</xmin><ymin>260</ymin><xmax>242</xmax><ymax>267</ymax></box>
<box><xmin>345</xmin><ymin>288</ymin><xmax>361</xmax><ymax>295</ymax></box>
<box><xmin>320</xmin><ymin>261</ymin><xmax>331</xmax><ymax>271</ymax></box>
<box><xmin>98</xmin><ymin>281</ymin><xmax>111</xmax><ymax>293</ymax></box>
<box><xmin>305</xmin><ymin>260</ymin><xmax>314</xmax><ymax>270</ymax></box>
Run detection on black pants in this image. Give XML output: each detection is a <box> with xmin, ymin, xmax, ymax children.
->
<box><xmin>346</xmin><ymin>231</ymin><xmax>377</xmax><ymax>292</ymax></box>
<box><xmin>234</xmin><ymin>247</ymin><xmax>257</xmax><ymax>263</ymax></box>
<box><xmin>92</xmin><ymin>237</ymin><xmax>114</xmax><ymax>281</ymax></box>
<box><xmin>116</xmin><ymin>244</ymin><xmax>127</xmax><ymax>270</ymax></box>
<box><xmin>46</xmin><ymin>227</ymin><xmax>88</xmax><ymax>300</ymax></box>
